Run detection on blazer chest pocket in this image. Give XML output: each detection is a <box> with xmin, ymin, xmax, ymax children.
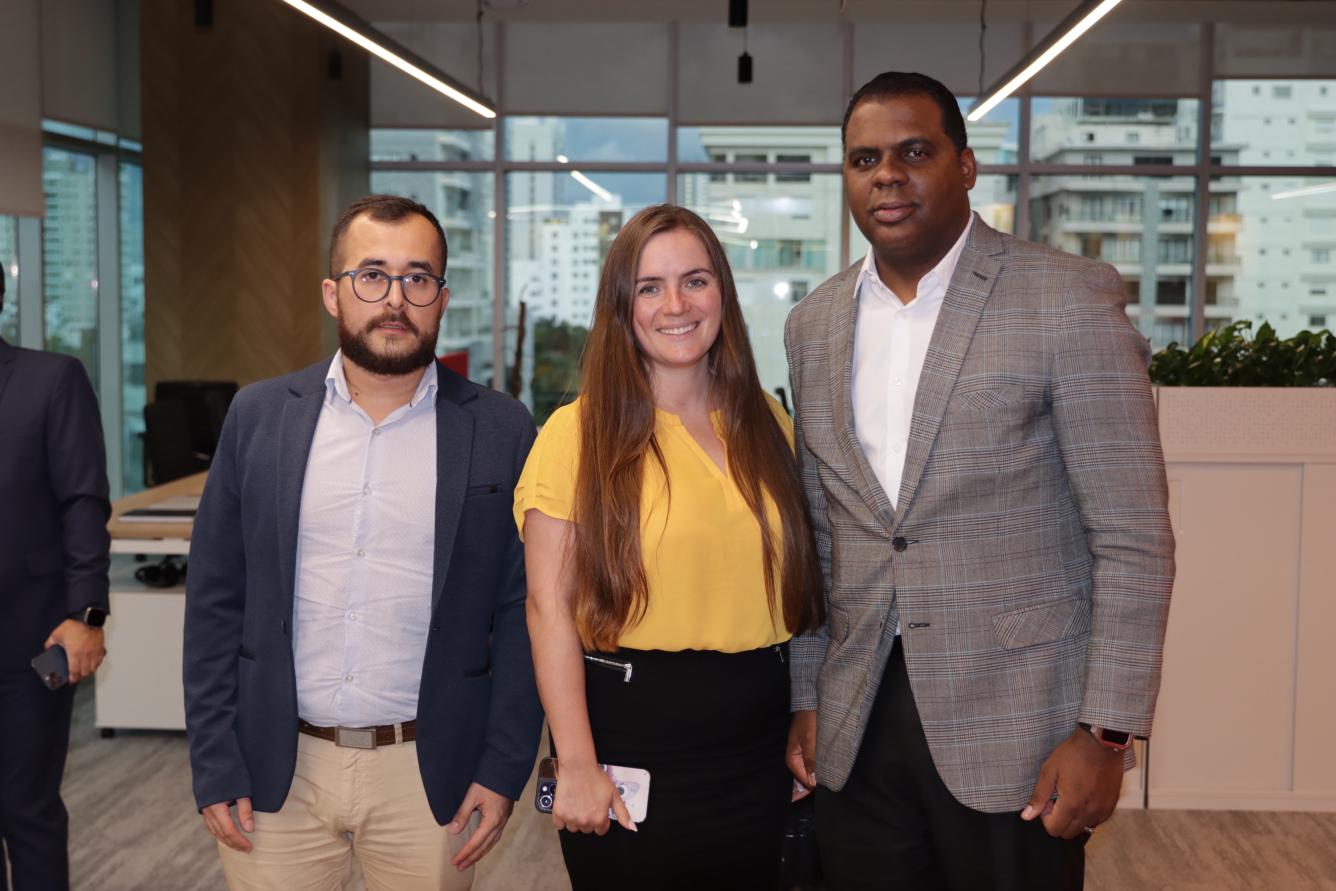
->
<box><xmin>465</xmin><ymin>483</ymin><xmax>502</xmax><ymax>498</ymax></box>
<box><xmin>949</xmin><ymin>381</ymin><xmax>1025</xmax><ymax>414</ymax></box>
<box><xmin>992</xmin><ymin>595</ymin><xmax>1091</xmax><ymax>650</ymax></box>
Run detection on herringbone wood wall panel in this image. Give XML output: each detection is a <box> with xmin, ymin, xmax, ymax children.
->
<box><xmin>142</xmin><ymin>0</ymin><xmax>367</xmax><ymax>390</ymax></box>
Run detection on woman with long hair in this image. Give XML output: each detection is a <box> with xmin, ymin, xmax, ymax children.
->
<box><xmin>514</xmin><ymin>204</ymin><xmax>824</xmax><ymax>889</ymax></box>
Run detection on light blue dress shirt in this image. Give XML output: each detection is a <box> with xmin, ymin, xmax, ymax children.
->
<box><xmin>292</xmin><ymin>352</ymin><xmax>438</xmax><ymax>728</ymax></box>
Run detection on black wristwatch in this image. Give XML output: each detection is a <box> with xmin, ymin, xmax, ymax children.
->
<box><xmin>75</xmin><ymin>606</ymin><xmax>109</xmax><ymax>628</ymax></box>
<box><xmin>1079</xmin><ymin>722</ymin><xmax>1132</xmax><ymax>753</ymax></box>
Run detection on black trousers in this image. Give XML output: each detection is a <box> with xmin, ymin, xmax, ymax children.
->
<box><xmin>816</xmin><ymin>639</ymin><xmax>1086</xmax><ymax>891</ymax></box>
<box><xmin>558</xmin><ymin>644</ymin><xmax>792</xmax><ymax>891</ymax></box>
<box><xmin>0</xmin><ymin>668</ymin><xmax>75</xmax><ymax>891</ymax></box>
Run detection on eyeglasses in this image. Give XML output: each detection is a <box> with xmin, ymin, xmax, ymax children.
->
<box><xmin>335</xmin><ymin>267</ymin><xmax>447</xmax><ymax>307</ymax></box>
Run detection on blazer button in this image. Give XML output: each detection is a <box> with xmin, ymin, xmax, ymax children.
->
<box><xmin>892</xmin><ymin>536</ymin><xmax>908</xmax><ymax>552</ymax></box>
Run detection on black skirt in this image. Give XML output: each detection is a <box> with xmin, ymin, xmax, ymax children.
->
<box><xmin>557</xmin><ymin>643</ymin><xmax>792</xmax><ymax>891</ymax></box>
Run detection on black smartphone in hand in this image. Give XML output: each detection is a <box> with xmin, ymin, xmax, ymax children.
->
<box><xmin>31</xmin><ymin>645</ymin><xmax>69</xmax><ymax>690</ymax></box>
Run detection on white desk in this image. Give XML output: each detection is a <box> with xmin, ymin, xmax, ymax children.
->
<box><xmin>95</xmin><ymin>476</ymin><xmax>203</xmax><ymax>733</ymax></box>
<box><xmin>95</xmin><ymin>557</ymin><xmax>187</xmax><ymax>732</ymax></box>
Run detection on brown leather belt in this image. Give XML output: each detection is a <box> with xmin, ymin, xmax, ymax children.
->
<box><xmin>298</xmin><ymin>719</ymin><xmax>417</xmax><ymax>749</ymax></box>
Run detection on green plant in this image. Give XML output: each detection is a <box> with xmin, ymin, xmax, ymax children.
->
<box><xmin>1149</xmin><ymin>321</ymin><xmax>1336</xmax><ymax>387</ymax></box>
<box><xmin>530</xmin><ymin>317</ymin><xmax>589</xmax><ymax>423</ymax></box>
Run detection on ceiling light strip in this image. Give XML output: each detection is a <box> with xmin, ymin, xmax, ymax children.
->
<box><xmin>1270</xmin><ymin>181</ymin><xmax>1336</xmax><ymax>201</ymax></box>
<box><xmin>279</xmin><ymin>0</ymin><xmax>496</xmax><ymax>119</ymax></box>
<box><xmin>569</xmin><ymin>170</ymin><xmax>614</xmax><ymax>202</ymax></box>
<box><xmin>968</xmin><ymin>0</ymin><xmax>1123</xmax><ymax>122</ymax></box>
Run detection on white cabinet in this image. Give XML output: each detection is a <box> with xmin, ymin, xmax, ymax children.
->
<box><xmin>94</xmin><ymin>558</ymin><xmax>187</xmax><ymax>732</ymax></box>
<box><xmin>1148</xmin><ymin>388</ymin><xmax>1336</xmax><ymax>811</ymax></box>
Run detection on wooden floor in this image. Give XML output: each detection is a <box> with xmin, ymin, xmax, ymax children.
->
<box><xmin>60</xmin><ymin>685</ymin><xmax>1336</xmax><ymax>890</ymax></box>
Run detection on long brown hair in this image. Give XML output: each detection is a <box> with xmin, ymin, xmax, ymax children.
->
<box><xmin>570</xmin><ymin>204</ymin><xmax>824</xmax><ymax>651</ymax></box>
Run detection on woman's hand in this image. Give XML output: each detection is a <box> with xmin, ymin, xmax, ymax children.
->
<box><xmin>551</xmin><ymin>760</ymin><xmax>636</xmax><ymax>835</ymax></box>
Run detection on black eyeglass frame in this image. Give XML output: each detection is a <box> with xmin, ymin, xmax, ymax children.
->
<box><xmin>334</xmin><ymin>267</ymin><xmax>448</xmax><ymax>307</ymax></box>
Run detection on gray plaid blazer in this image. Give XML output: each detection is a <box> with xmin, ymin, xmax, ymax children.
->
<box><xmin>785</xmin><ymin>216</ymin><xmax>1175</xmax><ymax>812</ymax></box>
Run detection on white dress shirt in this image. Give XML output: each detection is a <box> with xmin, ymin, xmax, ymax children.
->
<box><xmin>852</xmin><ymin>214</ymin><xmax>974</xmax><ymax>510</ymax></box>
<box><xmin>292</xmin><ymin>352</ymin><xmax>438</xmax><ymax>728</ymax></box>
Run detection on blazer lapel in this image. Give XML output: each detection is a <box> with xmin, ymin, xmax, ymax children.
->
<box><xmin>893</xmin><ymin>218</ymin><xmax>1003</xmax><ymax>525</ymax></box>
<box><xmin>275</xmin><ymin>372</ymin><xmax>327</xmax><ymax>617</ymax></box>
<box><xmin>430</xmin><ymin>388</ymin><xmax>474</xmax><ymax>615</ymax></box>
<box><xmin>827</xmin><ymin>266</ymin><xmax>896</xmax><ymax>532</ymax></box>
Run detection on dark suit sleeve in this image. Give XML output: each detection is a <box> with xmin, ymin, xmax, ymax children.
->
<box><xmin>1050</xmin><ymin>263</ymin><xmax>1175</xmax><ymax>737</ymax></box>
<box><xmin>472</xmin><ymin>416</ymin><xmax>544</xmax><ymax>800</ymax></box>
<box><xmin>183</xmin><ymin>402</ymin><xmax>252</xmax><ymax>810</ymax></box>
<box><xmin>44</xmin><ymin>359</ymin><xmax>111</xmax><ymax>615</ymax></box>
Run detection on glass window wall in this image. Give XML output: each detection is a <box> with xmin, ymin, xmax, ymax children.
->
<box><xmin>1030</xmin><ymin>175</ymin><xmax>1198</xmax><ymax>348</ymax></box>
<box><xmin>1212</xmin><ymin>80</ymin><xmax>1336</xmax><ymax>167</ymax></box>
<box><xmin>371</xmin><ymin>169</ymin><xmax>497</xmax><ymax>387</ymax></box>
<box><xmin>41</xmin><ymin>146</ymin><xmax>101</xmax><ymax>389</ymax></box>
<box><xmin>0</xmin><ymin>217</ymin><xmax>17</xmax><ymax>341</ymax></box>
<box><xmin>505</xmin><ymin>171</ymin><xmax>666</xmax><ymax>423</ymax></box>
<box><xmin>505</xmin><ymin>117</ymin><xmax>668</xmax><ymax>163</ymax></box>
<box><xmin>371</xmin><ymin>128</ymin><xmax>495</xmax><ymax>163</ymax></box>
<box><xmin>1030</xmin><ymin>98</ymin><xmax>1201</xmax><ymax>166</ymax></box>
<box><xmin>1206</xmin><ymin>176</ymin><xmax>1336</xmax><ymax>336</ymax></box>
<box><xmin>679</xmin><ymin>173</ymin><xmax>845</xmax><ymax>402</ymax></box>
<box><xmin>120</xmin><ymin>161</ymin><xmax>146</xmax><ymax>492</ymax></box>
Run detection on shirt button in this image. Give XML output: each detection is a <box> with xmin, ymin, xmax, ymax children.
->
<box><xmin>362</xmin><ymin>484</ymin><xmax>371</xmax><ymax>496</ymax></box>
<box><xmin>892</xmin><ymin>442</ymin><xmax>904</xmax><ymax>454</ymax></box>
<box><xmin>344</xmin><ymin>674</ymin><xmax>354</xmax><ymax>683</ymax></box>
<box><xmin>894</xmin><ymin>377</ymin><xmax>903</xmax><ymax>386</ymax></box>
<box><xmin>356</xmin><ymin>548</ymin><xmax>365</xmax><ymax>558</ymax></box>
<box><xmin>348</xmin><ymin>611</ymin><xmax>358</xmax><ymax>621</ymax></box>
<box><xmin>372</xmin><ymin>428</ymin><xmax>381</xmax><ymax>437</ymax></box>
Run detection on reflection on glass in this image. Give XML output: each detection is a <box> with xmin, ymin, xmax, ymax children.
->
<box><xmin>677</xmin><ymin>126</ymin><xmax>841</xmax><ymax>165</ymax></box>
<box><xmin>371</xmin><ymin>167</ymin><xmax>497</xmax><ymax>387</ymax></box>
<box><xmin>505</xmin><ymin>117</ymin><xmax>668</xmax><ymax>163</ymax></box>
<box><xmin>120</xmin><ymin>162</ymin><xmax>146</xmax><ymax>493</ymax></box>
<box><xmin>371</xmin><ymin>129</ymin><xmax>495</xmax><ymax>163</ymax></box>
<box><xmin>1211</xmin><ymin>80</ymin><xmax>1336</xmax><ymax>167</ymax></box>
<box><xmin>679</xmin><ymin>165</ymin><xmax>845</xmax><ymax>403</ymax></box>
<box><xmin>1030</xmin><ymin>98</ymin><xmax>1200</xmax><ymax>166</ymax></box>
<box><xmin>506</xmin><ymin>171</ymin><xmax>666</xmax><ymax>422</ymax></box>
<box><xmin>1030</xmin><ymin>175</ymin><xmax>1199</xmax><ymax>349</ymax></box>
<box><xmin>0</xmin><ymin>216</ymin><xmax>17</xmax><ymax>342</ymax></box>
<box><xmin>42</xmin><ymin>147</ymin><xmax>100</xmax><ymax>388</ymax></box>
<box><xmin>847</xmin><ymin>175</ymin><xmax>1017</xmax><ymax>265</ymax></box>
<box><xmin>956</xmin><ymin>97</ymin><xmax>1021</xmax><ymax>164</ymax></box>
<box><xmin>1205</xmin><ymin>176</ymin><xmax>1336</xmax><ymax>336</ymax></box>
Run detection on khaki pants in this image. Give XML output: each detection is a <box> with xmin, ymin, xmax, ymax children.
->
<box><xmin>218</xmin><ymin>733</ymin><xmax>476</xmax><ymax>891</ymax></box>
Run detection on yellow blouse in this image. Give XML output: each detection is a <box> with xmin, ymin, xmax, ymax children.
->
<box><xmin>513</xmin><ymin>395</ymin><xmax>794</xmax><ymax>653</ymax></box>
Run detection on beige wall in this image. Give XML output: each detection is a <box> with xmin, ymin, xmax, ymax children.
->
<box><xmin>142</xmin><ymin>0</ymin><xmax>368</xmax><ymax>390</ymax></box>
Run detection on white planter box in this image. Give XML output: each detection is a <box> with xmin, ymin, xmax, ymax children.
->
<box><xmin>1150</xmin><ymin>387</ymin><xmax>1336</xmax><ymax>811</ymax></box>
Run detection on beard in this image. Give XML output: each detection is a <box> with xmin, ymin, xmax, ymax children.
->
<box><xmin>338</xmin><ymin>309</ymin><xmax>440</xmax><ymax>376</ymax></box>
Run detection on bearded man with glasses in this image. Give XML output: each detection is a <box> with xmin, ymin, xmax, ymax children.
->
<box><xmin>184</xmin><ymin>195</ymin><xmax>542</xmax><ymax>891</ymax></box>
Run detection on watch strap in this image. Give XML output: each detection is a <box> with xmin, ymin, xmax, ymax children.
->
<box><xmin>76</xmin><ymin>606</ymin><xmax>109</xmax><ymax>628</ymax></box>
<box><xmin>1079</xmin><ymin>722</ymin><xmax>1132</xmax><ymax>752</ymax></box>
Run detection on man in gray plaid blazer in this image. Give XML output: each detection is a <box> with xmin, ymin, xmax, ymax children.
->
<box><xmin>784</xmin><ymin>72</ymin><xmax>1175</xmax><ymax>888</ymax></box>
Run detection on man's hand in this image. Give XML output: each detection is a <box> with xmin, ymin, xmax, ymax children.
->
<box><xmin>201</xmin><ymin>798</ymin><xmax>254</xmax><ymax>853</ymax></box>
<box><xmin>1021</xmin><ymin>728</ymin><xmax>1126</xmax><ymax>839</ymax></box>
<box><xmin>448</xmin><ymin>782</ymin><xmax>514</xmax><ymax>870</ymax></box>
<box><xmin>45</xmin><ymin>619</ymin><xmax>105</xmax><ymax>684</ymax></box>
<box><xmin>786</xmin><ymin>709</ymin><xmax>817</xmax><ymax>799</ymax></box>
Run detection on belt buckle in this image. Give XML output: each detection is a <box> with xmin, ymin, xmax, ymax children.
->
<box><xmin>334</xmin><ymin>726</ymin><xmax>377</xmax><ymax>749</ymax></box>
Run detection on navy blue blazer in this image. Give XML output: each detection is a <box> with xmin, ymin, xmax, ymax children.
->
<box><xmin>183</xmin><ymin>357</ymin><xmax>543</xmax><ymax>823</ymax></box>
<box><xmin>0</xmin><ymin>337</ymin><xmax>110</xmax><ymax>671</ymax></box>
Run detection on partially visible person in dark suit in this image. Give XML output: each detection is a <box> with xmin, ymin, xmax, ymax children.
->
<box><xmin>0</xmin><ymin>267</ymin><xmax>112</xmax><ymax>891</ymax></box>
